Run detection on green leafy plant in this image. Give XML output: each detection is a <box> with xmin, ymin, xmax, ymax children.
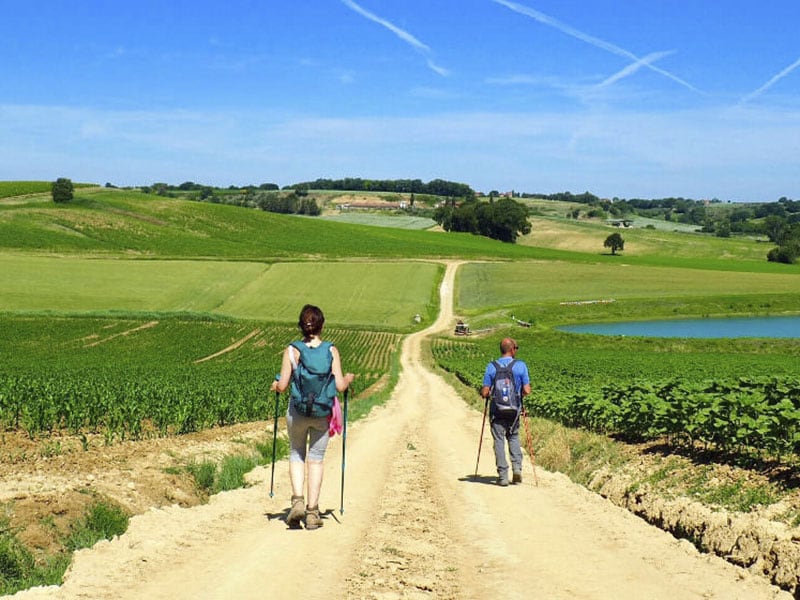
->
<box><xmin>64</xmin><ymin>501</ymin><xmax>129</xmax><ymax>552</ymax></box>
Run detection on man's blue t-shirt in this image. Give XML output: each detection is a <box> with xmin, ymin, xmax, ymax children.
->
<box><xmin>482</xmin><ymin>357</ymin><xmax>530</xmax><ymax>392</ymax></box>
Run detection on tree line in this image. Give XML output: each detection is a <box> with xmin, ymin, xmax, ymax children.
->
<box><xmin>285</xmin><ymin>177</ymin><xmax>475</xmax><ymax>198</ymax></box>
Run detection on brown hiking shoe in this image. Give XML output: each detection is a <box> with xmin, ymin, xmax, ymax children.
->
<box><xmin>287</xmin><ymin>495</ymin><xmax>305</xmax><ymax>528</ymax></box>
<box><xmin>512</xmin><ymin>472</ymin><xmax>522</xmax><ymax>484</ymax></box>
<box><xmin>305</xmin><ymin>505</ymin><xmax>323</xmax><ymax>530</ymax></box>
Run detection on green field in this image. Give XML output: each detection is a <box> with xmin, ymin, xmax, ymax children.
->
<box><xmin>0</xmin><ymin>181</ymin><xmax>54</xmax><ymax>198</ymax></box>
<box><xmin>456</xmin><ymin>261</ymin><xmax>800</xmax><ymax>314</ymax></box>
<box><xmin>519</xmin><ymin>214</ymin><xmax>771</xmax><ymax>262</ymax></box>
<box><xmin>0</xmin><ymin>187</ymin><xmax>569</xmax><ymax>261</ymax></box>
<box><xmin>0</xmin><ymin>181</ymin><xmax>96</xmax><ymax>199</ymax></box>
<box><xmin>1</xmin><ymin>182</ymin><xmax>799</xmax><ymax>447</ymax></box>
<box><xmin>0</xmin><ymin>255</ymin><xmax>441</xmax><ymax>329</ymax></box>
<box><xmin>322</xmin><ymin>213</ymin><xmax>436</xmax><ymax>230</ymax></box>
<box><xmin>0</xmin><ymin>255</ymin><xmax>267</xmax><ymax>314</ymax></box>
<box><xmin>0</xmin><ymin>316</ymin><xmax>402</xmax><ymax>439</ymax></box>
<box><xmin>213</xmin><ymin>261</ymin><xmax>441</xmax><ymax>328</ymax></box>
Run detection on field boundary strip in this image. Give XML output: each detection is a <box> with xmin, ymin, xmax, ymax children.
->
<box><xmin>83</xmin><ymin>321</ymin><xmax>159</xmax><ymax>347</ymax></box>
<box><xmin>193</xmin><ymin>328</ymin><xmax>262</xmax><ymax>363</ymax></box>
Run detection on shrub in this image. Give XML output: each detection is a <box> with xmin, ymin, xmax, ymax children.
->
<box><xmin>51</xmin><ymin>178</ymin><xmax>74</xmax><ymax>203</ymax></box>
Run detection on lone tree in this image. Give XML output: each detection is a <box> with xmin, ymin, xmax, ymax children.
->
<box><xmin>51</xmin><ymin>177</ymin><xmax>74</xmax><ymax>203</ymax></box>
<box><xmin>604</xmin><ymin>232</ymin><xmax>625</xmax><ymax>255</ymax></box>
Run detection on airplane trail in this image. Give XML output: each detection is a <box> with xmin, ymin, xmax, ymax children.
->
<box><xmin>595</xmin><ymin>50</ymin><xmax>675</xmax><ymax>90</ymax></box>
<box><xmin>740</xmin><ymin>55</ymin><xmax>800</xmax><ymax>104</ymax></box>
<box><xmin>340</xmin><ymin>0</ymin><xmax>448</xmax><ymax>76</ymax></box>
<box><xmin>491</xmin><ymin>0</ymin><xmax>699</xmax><ymax>93</ymax></box>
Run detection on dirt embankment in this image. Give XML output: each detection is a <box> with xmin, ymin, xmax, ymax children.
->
<box><xmin>5</xmin><ymin>261</ymin><xmax>796</xmax><ymax>599</ymax></box>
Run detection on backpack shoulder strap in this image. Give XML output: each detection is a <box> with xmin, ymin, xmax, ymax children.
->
<box><xmin>289</xmin><ymin>341</ymin><xmax>305</xmax><ymax>359</ymax></box>
<box><xmin>289</xmin><ymin>342</ymin><xmax>311</xmax><ymax>390</ymax></box>
<box><xmin>490</xmin><ymin>360</ymin><xmax>504</xmax><ymax>389</ymax></box>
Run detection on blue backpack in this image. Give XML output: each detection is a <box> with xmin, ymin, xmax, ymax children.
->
<box><xmin>490</xmin><ymin>359</ymin><xmax>521</xmax><ymax>416</ymax></box>
<box><xmin>290</xmin><ymin>341</ymin><xmax>336</xmax><ymax>417</ymax></box>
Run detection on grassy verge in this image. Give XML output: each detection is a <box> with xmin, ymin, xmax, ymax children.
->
<box><xmin>528</xmin><ymin>417</ymin><xmax>795</xmax><ymax>521</ymax></box>
<box><xmin>184</xmin><ymin>437</ymin><xmax>289</xmax><ymax>498</ymax></box>
<box><xmin>0</xmin><ymin>500</ymin><xmax>128</xmax><ymax>596</ymax></box>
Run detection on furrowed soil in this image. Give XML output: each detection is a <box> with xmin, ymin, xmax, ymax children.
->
<box><xmin>5</xmin><ymin>262</ymin><xmax>795</xmax><ymax>599</ymax></box>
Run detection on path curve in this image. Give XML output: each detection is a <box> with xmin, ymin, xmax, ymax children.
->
<box><xmin>13</xmin><ymin>261</ymin><xmax>790</xmax><ymax>599</ymax></box>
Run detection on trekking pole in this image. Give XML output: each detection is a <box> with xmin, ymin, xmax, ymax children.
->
<box><xmin>521</xmin><ymin>405</ymin><xmax>539</xmax><ymax>486</ymax></box>
<box><xmin>474</xmin><ymin>397</ymin><xmax>489</xmax><ymax>477</ymax></box>
<box><xmin>340</xmin><ymin>388</ymin><xmax>350</xmax><ymax>515</ymax></box>
<box><xmin>269</xmin><ymin>387</ymin><xmax>280</xmax><ymax>498</ymax></box>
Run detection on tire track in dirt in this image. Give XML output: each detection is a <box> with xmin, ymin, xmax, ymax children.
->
<box><xmin>342</xmin><ymin>420</ymin><xmax>462</xmax><ymax>599</ymax></box>
<box><xmin>342</xmin><ymin>261</ymin><xmax>466</xmax><ymax>599</ymax></box>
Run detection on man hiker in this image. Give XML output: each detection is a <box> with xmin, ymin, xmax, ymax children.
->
<box><xmin>480</xmin><ymin>337</ymin><xmax>531</xmax><ymax>486</ymax></box>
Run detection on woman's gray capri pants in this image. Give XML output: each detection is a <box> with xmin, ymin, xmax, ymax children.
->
<box><xmin>286</xmin><ymin>403</ymin><xmax>331</xmax><ymax>462</ymax></box>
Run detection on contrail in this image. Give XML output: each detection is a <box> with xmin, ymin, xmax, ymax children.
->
<box><xmin>740</xmin><ymin>55</ymin><xmax>800</xmax><ymax>104</ymax></box>
<box><xmin>427</xmin><ymin>59</ymin><xmax>450</xmax><ymax>77</ymax></box>
<box><xmin>595</xmin><ymin>50</ymin><xmax>675</xmax><ymax>90</ymax></box>
<box><xmin>340</xmin><ymin>0</ymin><xmax>448</xmax><ymax>76</ymax></box>
<box><xmin>491</xmin><ymin>0</ymin><xmax>699</xmax><ymax>93</ymax></box>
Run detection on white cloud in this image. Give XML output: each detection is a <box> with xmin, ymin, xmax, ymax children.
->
<box><xmin>2</xmin><ymin>102</ymin><xmax>799</xmax><ymax>200</ymax></box>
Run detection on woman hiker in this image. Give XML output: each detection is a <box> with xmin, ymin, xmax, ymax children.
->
<box><xmin>271</xmin><ymin>304</ymin><xmax>354</xmax><ymax>529</ymax></box>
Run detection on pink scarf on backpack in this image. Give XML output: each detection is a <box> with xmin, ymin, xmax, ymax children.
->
<box><xmin>328</xmin><ymin>396</ymin><xmax>343</xmax><ymax>436</ymax></box>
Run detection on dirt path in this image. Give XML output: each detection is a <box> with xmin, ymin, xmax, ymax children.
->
<box><xmin>13</xmin><ymin>262</ymin><xmax>790</xmax><ymax>599</ymax></box>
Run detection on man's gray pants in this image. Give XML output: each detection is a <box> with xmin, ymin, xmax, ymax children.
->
<box><xmin>490</xmin><ymin>414</ymin><xmax>522</xmax><ymax>479</ymax></box>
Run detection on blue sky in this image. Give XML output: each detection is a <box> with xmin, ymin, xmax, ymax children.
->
<box><xmin>1</xmin><ymin>1</ymin><xmax>799</xmax><ymax>201</ymax></box>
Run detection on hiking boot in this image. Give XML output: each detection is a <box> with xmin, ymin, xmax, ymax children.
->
<box><xmin>287</xmin><ymin>495</ymin><xmax>305</xmax><ymax>528</ymax></box>
<box><xmin>497</xmin><ymin>476</ymin><xmax>509</xmax><ymax>487</ymax></box>
<box><xmin>305</xmin><ymin>505</ymin><xmax>323</xmax><ymax>530</ymax></box>
<box><xmin>512</xmin><ymin>472</ymin><xmax>522</xmax><ymax>484</ymax></box>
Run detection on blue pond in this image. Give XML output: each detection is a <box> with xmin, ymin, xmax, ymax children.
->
<box><xmin>559</xmin><ymin>315</ymin><xmax>800</xmax><ymax>339</ymax></box>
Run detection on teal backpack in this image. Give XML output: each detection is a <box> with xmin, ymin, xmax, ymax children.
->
<box><xmin>289</xmin><ymin>341</ymin><xmax>336</xmax><ymax>417</ymax></box>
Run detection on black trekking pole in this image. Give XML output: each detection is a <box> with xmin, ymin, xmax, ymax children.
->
<box><xmin>339</xmin><ymin>388</ymin><xmax>350</xmax><ymax>515</ymax></box>
<box><xmin>269</xmin><ymin>388</ymin><xmax>280</xmax><ymax>498</ymax></box>
<box><xmin>474</xmin><ymin>396</ymin><xmax>489</xmax><ymax>477</ymax></box>
<box><xmin>521</xmin><ymin>405</ymin><xmax>539</xmax><ymax>487</ymax></box>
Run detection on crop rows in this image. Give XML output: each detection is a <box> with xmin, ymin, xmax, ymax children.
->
<box><xmin>0</xmin><ymin>317</ymin><xmax>401</xmax><ymax>442</ymax></box>
<box><xmin>0</xmin><ymin>367</ymin><xmax>273</xmax><ymax>443</ymax></box>
<box><xmin>0</xmin><ymin>181</ymin><xmax>53</xmax><ymax>198</ymax></box>
<box><xmin>431</xmin><ymin>334</ymin><xmax>800</xmax><ymax>462</ymax></box>
<box><xmin>528</xmin><ymin>378</ymin><xmax>800</xmax><ymax>461</ymax></box>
